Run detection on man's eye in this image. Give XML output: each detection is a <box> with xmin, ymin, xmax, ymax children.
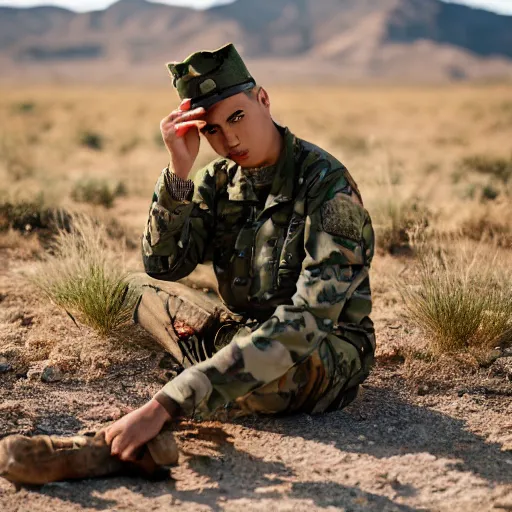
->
<box><xmin>205</xmin><ymin>127</ymin><xmax>218</xmax><ymax>135</ymax></box>
<box><xmin>231</xmin><ymin>113</ymin><xmax>244</xmax><ymax>123</ymax></box>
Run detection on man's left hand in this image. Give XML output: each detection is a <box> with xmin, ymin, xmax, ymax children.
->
<box><xmin>105</xmin><ymin>399</ymin><xmax>172</xmax><ymax>461</ymax></box>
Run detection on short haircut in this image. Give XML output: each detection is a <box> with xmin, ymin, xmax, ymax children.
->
<box><xmin>243</xmin><ymin>85</ymin><xmax>261</xmax><ymax>100</ymax></box>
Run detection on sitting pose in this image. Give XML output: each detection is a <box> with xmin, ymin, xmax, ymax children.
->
<box><xmin>105</xmin><ymin>43</ymin><xmax>376</xmax><ymax>462</ymax></box>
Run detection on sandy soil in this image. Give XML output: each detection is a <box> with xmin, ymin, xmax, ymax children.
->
<box><xmin>1</xmin><ymin>248</ymin><xmax>512</xmax><ymax>512</ymax></box>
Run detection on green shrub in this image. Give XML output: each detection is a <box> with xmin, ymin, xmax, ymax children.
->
<box><xmin>79</xmin><ymin>130</ymin><xmax>104</xmax><ymax>151</ymax></box>
<box><xmin>459</xmin><ymin>154</ymin><xmax>512</xmax><ymax>184</ymax></box>
<box><xmin>13</xmin><ymin>101</ymin><xmax>36</xmax><ymax>113</ymax></box>
<box><xmin>71</xmin><ymin>179</ymin><xmax>126</xmax><ymax>208</ymax></box>
<box><xmin>0</xmin><ymin>195</ymin><xmax>71</xmax><ymax>240</ymax></box>
<box><xmin>481</xmin><ymin>183</ymin><xmax>500</xmax><ymax>201</ymax></box>
<box><xmin>113</xmin><ymin>181</ymin><xmax>128</xmax><ymax>198</ymax></box>
<box><xmin>30</xmin><ymin>215</ymin><xmax>137</xmax><ymax>336</ymax></box>
<box><xmin>401</xmin><ymin>248</ymin><xmax>512</xmax><ymax>353</ymax></box>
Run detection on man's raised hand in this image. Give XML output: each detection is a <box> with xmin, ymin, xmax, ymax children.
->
<box><xmin>160</xmin><ymin>98</ymin><xmax>206</xmax><ymax>180</ymax></box>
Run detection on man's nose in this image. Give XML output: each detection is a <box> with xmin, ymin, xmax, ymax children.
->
<box><xmin>223</xmin><ymin>128</ymin><xmax>240</xmax><ymax>149</ymax></box>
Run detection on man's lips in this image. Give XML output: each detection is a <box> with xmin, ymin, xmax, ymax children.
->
<box><xmin>228</xmin><ymin>150</ymin><xmax>249</xmax><ymax>161</ymax></box>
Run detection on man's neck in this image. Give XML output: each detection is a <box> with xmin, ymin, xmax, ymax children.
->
<box><xmin>266</xmin><ymin>122</ymin><xmax>285</xmax><ymax>166</ymax></box>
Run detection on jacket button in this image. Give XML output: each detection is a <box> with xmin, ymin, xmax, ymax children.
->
<box><xmin>233</xmin><ymin>277</ymin><xmax>248</xmax><ymax>286</ymax></box>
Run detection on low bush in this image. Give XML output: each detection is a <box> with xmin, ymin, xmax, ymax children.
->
<box><xmin>458</xmin><ymin>154</ymin><xmax>512</xmax><ymax>184</ymax></box>
<box><xmin>71</xmin><ymin>179</ymin><xmax>126</xmax><ymax>208</ymax></box>
<box><xmin>401</xmin><ymin>247</ymin><xmax>512</xmax><ymax>354</ymax></box>
<box><xmin>12</xmin><ymin>101</ymin><xmax>36</xmax><ymax>113</ymax></box>
<box><xmin>373</xmin><ymin>199</ymin><xmax>431</xmax><ymax>255</ymax></box>
<box><xmin>481</xmin><ymin>183</ymin><xmax>500</xmax><ymax>201</ymax></box>
<box><xmin>461</xmin><ymin>209</ymin><xmax>512</xmax><ymax>249</ymax></box>
<box><xmin>79</xmin><ymin>130</ymin><xmax>104</xmax><ymax>151</ymax></box>
<box><xmin>0</xmin><ymin>195</ymin><xmax>71</xmax><ymax>240</ymax></box>
<box><xmin>30</xmin><ymin>215</ymin><xmax>138</xmax><ymax>336</ymax></box>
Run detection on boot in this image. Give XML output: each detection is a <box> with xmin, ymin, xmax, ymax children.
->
<box><xmin>0</xmin><ymin>428</ymin><xmax>179</xmax><ymax>486</ymax></box>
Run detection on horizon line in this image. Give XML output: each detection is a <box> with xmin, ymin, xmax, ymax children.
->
<box><xmin>0</xmin><ymin>0</ymin><xmax>511</xmax><ymax>16</ymax></box>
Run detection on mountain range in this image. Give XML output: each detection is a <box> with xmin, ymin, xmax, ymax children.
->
<box><xmin>1</xmin><ymin>0</ymin><xmax>511</xmax><ymax>83</ymax></box>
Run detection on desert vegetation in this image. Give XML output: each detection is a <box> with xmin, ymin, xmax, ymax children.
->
<box><xmin>1</xmin><ymin>82</ymin><xmax>512</xmax><ymax>512</ymax></box>
<box><xmin>401</xmin><ymin>245</ymin><xmax>512</xmax><ymax>354</ymax></box>
<box><xmin>28</xmin><ymin>215</ymin><xmax>138</xmax><ymax>337</ymax></box>
<box><xmin>0</xmin><ymin>83</ymin><xmax>511</xmax><ymax>360</ymax></box>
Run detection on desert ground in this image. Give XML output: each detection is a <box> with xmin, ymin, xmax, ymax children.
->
<box><xmin>0</xmin><ymin>84</ymin><xmax>511</xmax><ymax>511</ymax></box>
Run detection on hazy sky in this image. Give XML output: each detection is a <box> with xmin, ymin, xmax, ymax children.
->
<box><xmin>0</xmin><ymin>0</ymin><xmax>511</xmax><ymax>15</ymax></box>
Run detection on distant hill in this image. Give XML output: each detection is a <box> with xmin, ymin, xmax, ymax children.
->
<box><xmin>1</xmin><ymin>0</ymin><xmax>511</xmax><ymax>83</ymax></box>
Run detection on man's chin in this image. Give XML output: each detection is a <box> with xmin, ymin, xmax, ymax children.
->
<box><xmin>239</xmin><ymin>157</ymin><xmax>266</xmax><ymax>169</ymax></box>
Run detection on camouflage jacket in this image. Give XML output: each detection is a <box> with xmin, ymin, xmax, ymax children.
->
<box><xmin>143</xmin><ymin>126</ymin><xmax>375</xmax><ymax>418</ymax></box>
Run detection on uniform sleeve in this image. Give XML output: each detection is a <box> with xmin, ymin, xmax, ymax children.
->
<box><xmin>166</xmin><ymin>171</ymin><xmax>194</xmax><ymax>201</ymax></box>
<box><xmin>154</xmin><ymin>170</ymin><xmax>375</xmax><ymax>419</ymax></box>
<box><xmin>142</xmin><ymin>166</ymin><xmax>215</xmax><ymax>282</ymax></box>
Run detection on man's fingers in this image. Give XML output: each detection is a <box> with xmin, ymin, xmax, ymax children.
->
<box><xmin>178</xmin><ymin>98</ymin><xmax>192</xmax><ymax>111</ymax></box>
<box><xmin>175</xmin><ymin>120</ymin><xmax>206</xmax><ymax>138</ymax></box>
<box><xmin>104</xmin><ymin>426</ymin><xmax>117</xmax><ymax>445</ymax></box>
<box><xmin>110</xmin><ymin>435</ymin><xmax>123</xmax><ymax>456</ymax></box>
<box><xmin>163</xmin><ymin>107</ymin><xmax>205</xmax><ymax>125</ymax></box>
<box><xmin>120</xmin><ymin>446</ymin><xmax>138</xmax><ymax>462</ymax></box>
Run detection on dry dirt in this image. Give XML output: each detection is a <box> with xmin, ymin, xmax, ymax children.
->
<box><xmin>1</xmin><ymin>248</ymin><xmax>511</xmax><ymax>512</ymax></box>
<box><xmin>1</xmin><ymin>84</ymin><xmax>512</xmax><ymax>511</ymax></box>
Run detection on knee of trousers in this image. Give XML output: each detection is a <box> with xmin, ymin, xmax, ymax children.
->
<box><xmin>132</xmin><ymin>285</ymin><xmax>185</xmax><ymax>363</ymax></box>
<box><xmin>132</xmin><ymin>283</ymin><xmax>241</xmax><ymax>367</ymax></box>
<box><xmin>225</xmin><ymin>334</ymin><xmax>372</xmax><ymax>418</ymax></box>
<box><xmin>133</xmin><ymin>283</ymin><xmax>221</xmax><ymax>336</ymax></box>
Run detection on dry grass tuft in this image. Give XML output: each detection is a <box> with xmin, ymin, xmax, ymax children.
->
<box><xmin>401</xmin><ymin>246</ymin><xmax>512</xmax><ymax>354</ymax></box>
<box><xmin>373</xmin><ymin>199</ymin><xmax>431</xmax><ymax>255</ymax></box>
<box><xmin>29</xmin><ymin>215</ymin><xmax>138</xmax><ymax>337</ymax></box>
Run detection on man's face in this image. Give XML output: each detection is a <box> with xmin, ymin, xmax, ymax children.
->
<box><xmin>200</xmin><ymin>88</ymin><xmax>274</xmax><ymax>168</ymax></box>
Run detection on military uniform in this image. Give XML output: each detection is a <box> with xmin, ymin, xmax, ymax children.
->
<box><xmin>137</xmin><ymin>44</ymin><xmax>376</xmax><ymax>421</ymax></box>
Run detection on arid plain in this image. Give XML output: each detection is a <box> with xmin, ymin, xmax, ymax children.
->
<box><xmin>0</xmin><ymin>84</ymin><xmax>511</xmax><ymax>511</ymax></box>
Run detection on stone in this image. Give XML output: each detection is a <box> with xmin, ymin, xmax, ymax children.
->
<box><xmin>41</xmin><ymin>366</ymin><xmax>63</xmax><ymax>383</ymax></box>
<box><xmin>27</xmin><ymin>362</ymin><xmax>63</xmax><ymax>383</ymax></box>
<box><xmin>0</xmin><ymin>362</ymin><xmax>12</xmax><ymax>374</ymax></box>
<box><xmin>417</xmin><ymin>384</ymin><xmax>429</xmax><ymax>396</ymax></box>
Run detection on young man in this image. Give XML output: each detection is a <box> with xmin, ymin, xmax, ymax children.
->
<box><xmin>105</xmin><ymin>43</ymin><xmax>375</xmax><ymax>462</ymax></box>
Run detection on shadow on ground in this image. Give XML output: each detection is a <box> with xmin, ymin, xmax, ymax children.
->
<box><xmin>35</xmin><ymin>420</ymin><xmax>424</xmax><ymax>512</ymax></box>
<box><xmin>2</xmin><ymin>385</ymin><xmax>509</xmax><ymax>511</ymax></box>
<box><xmin>247</xmin><ymin>385</ymin><xmax>512</xmax><ymax>485</ymax></box>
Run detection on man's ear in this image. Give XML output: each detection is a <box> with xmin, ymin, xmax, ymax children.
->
<box><xmin>257</xmin><ymin>87</ymin><xmax>270</xmax><ymax>109</ymax></box>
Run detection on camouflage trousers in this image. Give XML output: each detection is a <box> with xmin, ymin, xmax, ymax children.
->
<box><xmin>133</xmin><ymin>279</ymin><xmax>374</xmax><ymax>418</ymax></box>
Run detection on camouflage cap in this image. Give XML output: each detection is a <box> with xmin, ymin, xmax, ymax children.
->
<box><xmin>167</xmin><ymin>43</ymin><xmax>256</xmax><ymax>110</ymax></box>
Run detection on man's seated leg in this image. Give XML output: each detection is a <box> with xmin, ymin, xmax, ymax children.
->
<box><xmin>132</xmin><ymin>276</ymin><xmax>240</xmax><ymax>368</ymax></box>
<box><xmin>224</xmin><ymin>332</ymin><xmax>373</xmax><ymax>419</ymax></box>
